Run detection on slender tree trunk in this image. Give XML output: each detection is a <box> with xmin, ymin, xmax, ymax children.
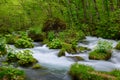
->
<box><xmin>117</xmin><ymin>0</ymin><xmax>120</xmax><ymax>8</ymax></box>
<box><xmin>81</xmin><ymin>0</ymin><xmax>87</xmax><ymax>23</ymax></box>
<box><xmin>109</xmin><ymin>0</ymin><xmax>114</xmax><ymax>11</ymax></box>
<box><xmin>93</xmin><ymin>0</ymin><xmax>100</xmax><ymax>20</ymax></box>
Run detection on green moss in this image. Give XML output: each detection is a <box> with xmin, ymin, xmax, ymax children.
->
<box><xmin>77</xmin><ymin>46</ymin><xmax>91</xmax><ymax>53</ymax></box>
<box><xmin>89</xmin><ymin>50</ymin><xmax>111</xmax><ymax>60</ymax></box>
<box><xmin>115</xmin><ymin>42</ymin><xmax>120</xmax><ymax>50</ymax></box>
<box><xmin>69</xmin><ymin>63</ymin><xmax>119</xmax><ymax>80</ymax></box>
<box><xmin>89</xmin><ymin>40</ymin><xmax>113</xmax><ymax>60</ymax></box>
<box><xmin>62</xmin><ymin>43</ymin><xmax>77</xmax><ymax>54</ymax></box>
<box><xmin>58</xmin><ymin>49</ymin><xmax>66</xmax><ymax>57</ymax></box>
<box><xmin>0</xmin><ymin>66</ymin><xmax>25</xmax><ymax>80</ymax></box>
<box><xmin>32</xmin><ymin>63</ymin><xmax>42</xmax><ymax>69</ymax></box>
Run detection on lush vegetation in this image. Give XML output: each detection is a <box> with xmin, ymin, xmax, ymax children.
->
<box><xmin>7</xmin><ymin>50</ymin><xmax>37</xmax><ymax>67</ymax></box>
<box><xmin>89</xmin><ymin>40</ymin><xmax>113</xmax><ymax>60</ymax></box>
<box><xmin>115</xmin><ymin>41</ymin><xmax>120</xmax><ymax>50</ymax></box>
<box><xmin>0</xmin><ymin>66</ymin><xmax>25</xmax><ymax>80</ymax></box>
<box><xmin>0</xmin><ymin>38</ymin><xmax>7</xmax><ymax>56</ymax></box>
<box><xmin>69</xmin><ymin>63</ymin><xmax>120</xmax><ymax>80</ymax></box>
<box><xmin>0</xmin><ymin>0</ymin><xmax>120</xmax><ymax>80</ymax></box>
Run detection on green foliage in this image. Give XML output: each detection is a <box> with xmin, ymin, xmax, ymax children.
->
<box><xmin>47</xmin><ymin>38</ymin><xmax>62</xmax><ymax>49</ymax></box>
<box><xmin>61</xmin><ymin>43</ymin><xmax>77</xmax><ymax>54</ymax></box>
<box><xmin>16</xmin><ymin>50</ymin><xmax>37</xmax><ymax>67</ymax></box>
<box><xmin>47</xmin><ymin>31</ymin><xmax>55</xmax><ymax>41</ymax></box>
<box><xmin>0</xmin><ymin>38</ymin><xmax>7</xmax><ymax>56</ymax></box>
<box><xmin>115</xmin><ymin>41</ymin><xmax>120</xmax><ymax>50</ymax></box>
<box><xmin>0</xmin><ymin>66</ymin><xmax>25</xmax><ymax>80</ymax></box>
<box><xmin>7</xmin><ymin>50</ymin><xmax>37</xmax><ymax>67</ymax></box>
<box><xmin>77</xmin><ymin>46</ymin><xmax>91</xmax><ymax>53</ymax></box>
<box><xmin>42</xmin><ymin>17</ymin><xmax>67</xmax><ymax>32</ymax></box>
<box><xmin>96</xmin><ymin>9</ymin><xmax>120</xmax><ymax>39</ymax></box>
<box><xmin>6</xmin><ymin>47</ymin><xmax>18</xmax><ymax>62</ymax></box>
<box><xmin>69</xmin><ymin>63</ymin><xmax>99</xmax><ymax>80</ymax></box>
<box><xmin>58</xmin><ymin>29</ymin><xmax>85</xmax><ymax>44</ymax></box>
<box><xmin>95</xmin><ymin>40</ymin><xmax>113</xmax><ymax>53</ymax></box>
<box><xmin>69</xmin><ymin>63</ymin><xmax>120</xmax><ymax>80</ymax></box>
<box><xmin>15</xmin><ymin>37</ymin><xmax>34</xmax><ymax>48</ymax></box>
<box><xmin>109</xmin><ymin>70</ymin><xmax>120</xmax><ymax>79</ymax></box>
<box><xmin>89</xmin><ymin>40</ymin><xmax>113</xmax><ymax>60</ymax></box>
<box><xmin>28</xmin><ymin>26</ymin><xmax>44</xmax><ymax>41</ymax></box>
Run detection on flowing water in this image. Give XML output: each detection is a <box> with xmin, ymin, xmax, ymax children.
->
<box><xmin>6</xmin><ymin>36</ymin><xmax>120</xmax><ymax>80</ymax></box>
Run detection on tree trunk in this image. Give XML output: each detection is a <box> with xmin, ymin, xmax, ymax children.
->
<box><xmin>117</xmin><ymin>0</ymin><xmax>120</xmax><ymax>9</ymax></box>
<box><xmin>109</xmin><ymin>0</ymin><xmax>114</xmax><ymax>11</ymax></box>
<box><xmin>93</xmin><ymin>0</ymin><xmax>100</xmax><ymax>20</ymax></box>
<box><xmin>81</xmin><ymin>0</ymin><xmax>87</xmax><ymax>23</ymax></box>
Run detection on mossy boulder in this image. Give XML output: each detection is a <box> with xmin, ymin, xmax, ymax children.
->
<box><xmin>0</xmin><ymin>66</ymin><xmax>25</xmax><ymax>80</ymax></box>
<box><xmin>16</xmin><ymin>50</ymin><xmax>37</xmax><ymax>67</ymax></box>
<box><xmin>28</xmin><ymin>28</ymin><xmax>45</xmax><ymax>42</ymax></box>
<box><xmin>115</xmin><ymin>41</ymin><xmax>120</xmax><ymax>50</ymax></box>
<box><xmin>42</xmin><ymin>17</ymin><xmax>67</xmax><ymax>32</ymax></box>
<box><xmin>7</xmin><ymin>50</ymin><xmax>37</xmax><ymax>67</ymax></box>
<box><xmin>32</xmin><ymin>63</ymin><xmax>42</xmax><ymax>69</ymax></box>
<box><xmin>69</xmin><ymin>63</ymin><xmax>119</xmax><ymax>80</ymax></box>
<box><xmin>58</xmin><ymin>49</ymin><xmax>66</xmax><ymax>57</ymax></box>
<box><xmin>66</xmin><ymin>56</ymin><xmax>84</xmax><ymax>62</ymax></box>
<box><xmin>62</xmin><ymin>43</ymin><xmax>77</xmax><ymax>54</ymax></box>
<box><xmin>77</xmin><ymin>46</ymin><xmax>91</xmax><ymax>53</ymax></box>
<box><xmin>89</xmin><ymin>50</ymin><xmax>112</xmax><ymax>60</ymax></box>
<box><xmin>89</xmin><ymin>40</ymin><xmax>113</xmax><ymax>60</ymax></box>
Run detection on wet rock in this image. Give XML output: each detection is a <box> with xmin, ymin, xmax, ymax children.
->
<box><xmin>77</xmin><ymin>46</ymin><xmax>91</xmax><ymax>53</ymax></box>
<box><xmin>66</xmin><ymin>56</ymin><xmax>84</xmax><ymax>62</ymax></box>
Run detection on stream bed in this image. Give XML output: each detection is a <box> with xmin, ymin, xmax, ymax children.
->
<box><xmin>4</xmin><ymin>36</ymin><xmax>120</xmax><ymax>80</ymax></box>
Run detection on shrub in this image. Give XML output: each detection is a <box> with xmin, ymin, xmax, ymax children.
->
<box><xmin>0</xmin><ymin>66</ymin><xmax>25</xmax><ymax>80</ymax></box>
<box><xmin>42</xmin><ymin>17</ymin><xmax>67</xmax><ymax>32</ymax></box>
<box><xmin>16</xmin><ymin>50</ymin><xmax>37</xmax><ymax>67</ymax></box>
<box><xmin>89</xmin><ymin>40</ymin><xmax>113</xmax><ymax>60</ymax></box>
<box><xmin>15</xmin><ymin>37</ymin><xmax>34</xmax><ymax>48</ymax></box>
<box><xmin>47</xmin><ymin>31</ymin><xmax>55</xmax><ymax>41</ymax></box>
<box><xmin>58</xmin><ymin>29</ymin><xmax>85</xmax><ymax>44</ymax></box>
<box><xmin>0</xmin><ymin>38</ymin><xmax>7</xmax><ymax>56</ymax></box>
<box><xmin>95</xmin><ymin>40</ymin><xmax>113</xmax><ymax>53</ymax></box>
<box><xmin>7</xmin><ymin>50</ymin><xmax>37</xmax><ymax>67</ymax></box>
<box><xmin>47</xmin><ymin>38</ymin><xmax>62</xmax><ymax>49</ymax></box>
<box><xmin>6</xmin><ymin>48</ymin><xmax>18</xmax><ymax>62</ymax></box>
<box><xmin>28</xmin><ymin>27</ymin><xmax>45</xmax><ymax>41</ymax></box>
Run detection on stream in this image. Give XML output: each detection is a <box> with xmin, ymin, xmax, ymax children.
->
<box><xmin>6</xmin><ymin>36</ymin><xmax>120</xmax><ymax>80</ymax></box>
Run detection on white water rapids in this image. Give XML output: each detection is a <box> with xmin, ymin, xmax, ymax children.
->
<box><xmin>30</xmin><ymin>36</ymin><xmax>120</xmax><ymax>72</ymax></box>
<box><xmin>9</xmin><ymin>36</ymin><xmax>120</xmax><ymax>80</ymax></box>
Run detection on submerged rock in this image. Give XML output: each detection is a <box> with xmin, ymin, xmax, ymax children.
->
<box><xmin>66</xmin><ymin>56</ymin><xmax>84</xmax><ymax>62</ymax></box>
